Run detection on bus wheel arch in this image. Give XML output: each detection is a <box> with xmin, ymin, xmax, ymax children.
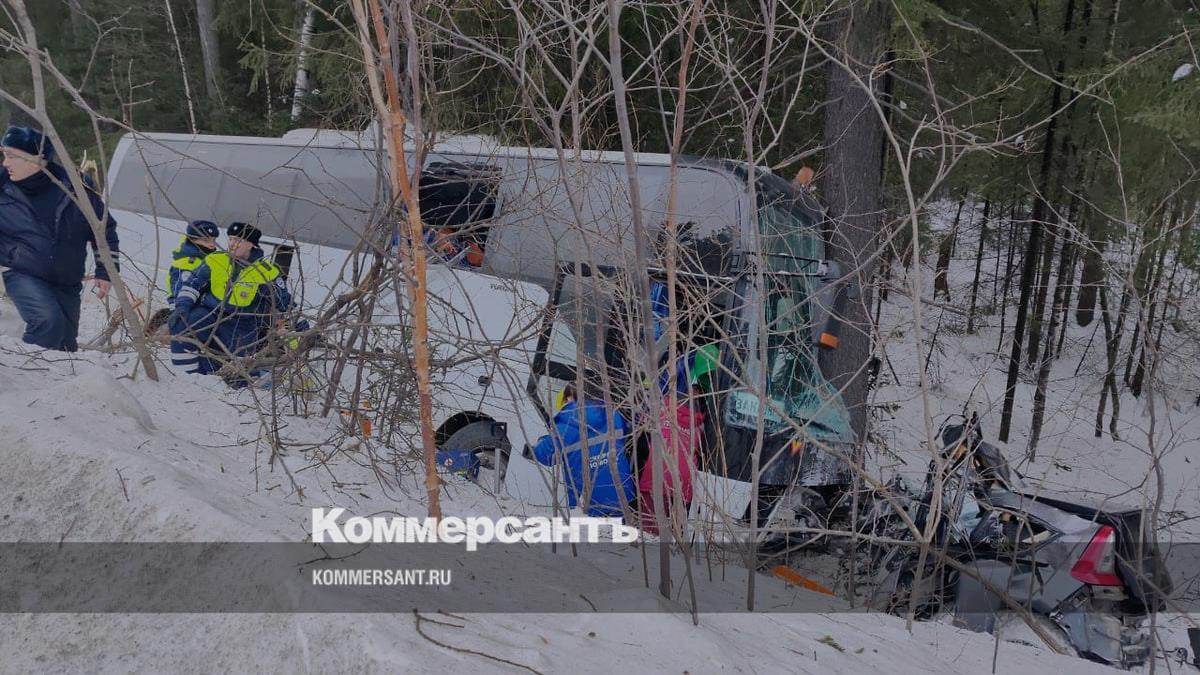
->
<box><xmin>435</xmin><ymin>411</ymin><xmax>495</xmax><ymax>446</ymax></box>
<box><xmin>441</xmin><ymin>417</ymin><xmax>512</xmax><ymax>490</ymax></box>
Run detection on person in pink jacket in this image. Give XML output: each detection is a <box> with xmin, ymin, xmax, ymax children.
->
<box><xmin>639</xmin><ymin>385</ymin><xmax>705</xmax><ymax>535</ymax></box>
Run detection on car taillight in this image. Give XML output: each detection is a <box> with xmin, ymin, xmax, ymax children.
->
<box><xmin>1070</xmin><ymin>525</ymin><xmax>1124</xmax><ymax>586</ymax></box>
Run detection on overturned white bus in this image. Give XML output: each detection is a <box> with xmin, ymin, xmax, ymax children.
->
<box><xmin>106</xmin><ymin>128</ymin><xmax>856</xmax><ymax>538</ymax></box>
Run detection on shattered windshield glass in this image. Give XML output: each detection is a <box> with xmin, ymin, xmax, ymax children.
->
<box><xmin>722</xmin><ymin>176</ymin><xmax>851</xmax><ymax>441</ymax></box>
<box><xmin>724</xmin><ymin>275</ymin><xmax>850</xmax><ymax>440</ymax></box>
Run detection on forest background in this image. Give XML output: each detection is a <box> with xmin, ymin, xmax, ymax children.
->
<box><xmin>2</xmin><ymin>0</ymin><xmax>1199</xmax><ymax>461</ymax></box>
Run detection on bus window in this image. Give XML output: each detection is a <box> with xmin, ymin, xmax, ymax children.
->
<box><xmin>272</xmin><ymin>243</ymin><xmax>296</xmax><ymax>281</ymax></box>
<box><xmin>419</xmin><ymin>162</ymin><xmax>500</xmax><ymax>268</ymax></box>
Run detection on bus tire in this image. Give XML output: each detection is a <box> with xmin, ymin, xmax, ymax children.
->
<box><xmin>444</xmin><ymin>420</ymin><xmax>511</xmax><ymax>488</ymax></box>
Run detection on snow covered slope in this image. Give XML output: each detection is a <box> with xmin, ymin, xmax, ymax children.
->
<box><xmin>0</xmin><ymin>295</ymin><xmax>1107</xmax><ymax>673</ymax></box>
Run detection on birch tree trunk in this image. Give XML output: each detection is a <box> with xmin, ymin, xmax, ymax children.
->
<box><xmin>350</xmin><ymin>0</ymin><xmax>441</xmax><ymax>519</ymax></box>
<box><xmin>291</xmin><ymin>4</ymin><xmax>317</xmax><ymax>123</ymax></box>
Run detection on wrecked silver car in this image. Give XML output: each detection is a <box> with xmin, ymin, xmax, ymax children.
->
<box><xmin>861</xmin><ymin>416</ymin><xmax>1173</xmax><ymax>669</ymax></box>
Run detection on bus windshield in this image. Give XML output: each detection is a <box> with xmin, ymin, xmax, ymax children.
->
<box><xmin>755</xmin><ymin>169</ymin><xmax>825</xmax><ymax>272</ymax></box>
<box><xmin>724</xmin><ymin>274</ymin><xmax>850</xmax><ymax>441</ymax></box>
<box><xmin>721</xmin><ymin>173</ymin><xmax>850</xmax><ymax>441</ymax></box>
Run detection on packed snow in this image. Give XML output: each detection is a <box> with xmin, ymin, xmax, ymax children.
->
<box><xmin>0</xmin><ymin>282</ymin><xmax>1119</xmax><ymax>674</ymax></box>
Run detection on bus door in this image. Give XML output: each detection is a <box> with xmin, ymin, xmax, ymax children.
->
<box><xmin>528</xmin><ymin>265</ymin><xmax>617</xmax><ymax>423</ymax></box>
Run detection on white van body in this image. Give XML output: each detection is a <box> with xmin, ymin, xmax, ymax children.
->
<box><xmin>106</xmin><ymin>129</ymin><xmax>846</xmax><ymax>531</ymax></box>
<box><xmin>382</xmin><ymin>266</ymin><xmax>558</xmax><ymax>506</ymax></box>
<box><xmin>106</xmin><ymin>129</ymin><xmax>751</xmax><ymax>291</ymax></box>
<box><xmin>109</xmin><ymin>206</ymin><xmax>560</xmax><ymax>507</ymax></box>
<box><xmin>103</xmin><ymin>130</ymin><xmax>741</xmax><ymax>514</ymax></box>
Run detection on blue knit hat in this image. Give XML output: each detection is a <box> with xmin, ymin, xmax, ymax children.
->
<box><xmin>187</xmin><ymin>219</ymin><xmax>219</xmax><ymax>239</ymax></box>
<box><xmin>1</xmin><ymin>126</ymin><xmax>55</xmax><ymax>161</ymax></box>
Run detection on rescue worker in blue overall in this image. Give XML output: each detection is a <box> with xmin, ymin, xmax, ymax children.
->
<box><xmin>170</xmin><ymin>222</ymin><xmax>291</xmax><ymax>381</ymax></box>
<box><xmin>530</xmin><ymin>383</ymin><xmax>636</xmax><ymax>519</ymax></box>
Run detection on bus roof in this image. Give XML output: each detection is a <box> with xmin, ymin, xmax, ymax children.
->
<box><xmin>129</xmin><ymin>129</ymin><xmax>724</xmax><ymax>171</ymax></box>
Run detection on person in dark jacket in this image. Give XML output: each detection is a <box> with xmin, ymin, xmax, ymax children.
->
<box><xmin>0</xmin><ymin>126</ymin><xmax>120</xmax><ymax>351</ymax></box>
<box><xmin>170</xmin><ymin>222</ymin><xmax>290</xmax><ymax>378</ymax></box>
<box><xmin>530</xmin><ymin>383</ymin><xmax>636</xmax><ymax>518</ymax></box>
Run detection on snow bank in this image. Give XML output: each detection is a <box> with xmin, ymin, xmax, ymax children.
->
<box><xmin>0</xmin><ymin>294</ymin><xmax>1107</xmax><ymax>673</ymax></box>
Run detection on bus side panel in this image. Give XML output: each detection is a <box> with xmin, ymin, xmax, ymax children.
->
<box><xmin>377</xmin><ymin>264</ymin><xmax>560</xmax><ymax>507</ymax></box>
<box><xmin>482</xmin><ymin>160</ymin><xmax>744</xmax><ymax>289</ymax></box>
<box><xmin>108</xmin><ymin>134</ymin><xmax>386</xmax><ymax>250</ymax></box>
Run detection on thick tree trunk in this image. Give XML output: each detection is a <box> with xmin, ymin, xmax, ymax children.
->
<box><xmin>1076</xmin><ymin>233</ymin><xmax>1105</xmax><ymax>326</ymax></box>
<box><xmin>1054</xmin><ymin>240</ymin><xmax>1078</xmax><ymax>357</ymax></box>
<box><xmin>1000</xmin><ymin>204</ymin><xmax>1046</xmax><ymax>442</ymax></box>
<box><xmin>997</xmin><ymin>207</ymin><xmax>1021</xmax><ymax>354</ymax></box>
<box><xmin>1095</xmin><ymin>285</ymin><xmax>1119</xmax><ymax>439</ymax></box>
<box><xmin>1074</xmin><ymin>146</ymin><xmax>1106</xmax><ymax>329</ymax></box>
<box><xmin>993</xmin><ymin>201</ymin><xmax>1014</xmax><ymax>309</ymax></box>
<box><xmin>967</xmin><ymin>199</ymin><xmax>990</xmax><ymax>333</ymax></box>
<box><xmin>1131</xmin><ymin>222</ymin><xmax>1177</xmax><ymax>396</ymax></box>
<box><xmin>1132</xmin><ymin>277</ymin><xmax>1167</xmax><ymax>399</ymax></box>
<box><xmin>817</xmin><ymin>0</ymin><xmax>890</xmax><ymax>445</ymax></box>
<box><xmin>1052</xmin><ymin>155</ymin><xmax>1091</xmax><ymax>357</ymax></box>
<box><xmin>1029</xmin><ymin>229</ymin><xmax>1077</xmax><ymax>458</ymax></box>
<box><xmin>195</xmin><ymin>0</ymin><xmax>223</xmax><ymax>103</ymax></box>
<box><xmin>291</xmin><ymin>5</ymin><xmax>317</xmax><ymax>123</ymax></box>
<box><xmin>1025</xmin><ymin>209</ymin><xmax>1059</xmax><ymax>369</ymax></box>
<box><xmin>1122</xmin><ymin>223</ymin><xmax>1160</xmax><ymax>388</ymax></box>
<box><xmin>999</xmin><ymin>149</ymin><xmax>1060</xmax><ymax>441</ymax></box>
<box><xmin>1028</xmin><ymin>0</ymin><xmax>1092</xmax><ymax>370</ymax></box>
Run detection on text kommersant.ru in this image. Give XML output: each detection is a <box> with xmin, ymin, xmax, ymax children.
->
<box><xmin>310</xmin><ymin>567</ymin><xmax>453</xmax><ymax>586</ymax></box>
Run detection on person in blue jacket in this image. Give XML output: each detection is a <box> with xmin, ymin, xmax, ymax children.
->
<box><xmin>650</xmin><ymin>280</ymin><xmax>669</xmax><ymax>342</ymax></box>
<box><xmin>530</xmin><ymin>383</ymin><xmax>636</xmax><ymax>518</ymax></box>
<box><xmin>0</xmin><ymin>126</ymin><xmax>120</xmax><ymax>351</ymax></box>
<box><xmin>170</xmin><ymin>222</ymin><xmax>291</xmax><ymax>378</ymax></box>
<box><xmin>166</xmin><ymin>220</ymin><xmax>219</xmax><ymax>304</ymax></box>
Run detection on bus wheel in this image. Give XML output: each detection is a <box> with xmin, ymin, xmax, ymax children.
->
<box><xmin>443</xmin><ymin>421</ymin><xmax>511</xmax><ymax>492</ymax></box>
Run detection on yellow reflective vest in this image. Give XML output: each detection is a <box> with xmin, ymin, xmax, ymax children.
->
<box><xmin>205</xmin><ymin>252</ymin><xmax>282</xmax><ymax>307</ymax></box>
<box><xmin>165</xmin><ymin>237</ymin><xmax>209</xmax><ymax>301</ymax></box>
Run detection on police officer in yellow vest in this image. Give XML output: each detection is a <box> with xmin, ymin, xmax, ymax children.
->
<box><xmin>166</xmin><ymin>220</ymin><xmax>219</xmax><ymax>306</ymax></box>
<box><xmin>170</xmin><ymin>222</ymin><xmax>291</xmax><ymax>378</ymax></box>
